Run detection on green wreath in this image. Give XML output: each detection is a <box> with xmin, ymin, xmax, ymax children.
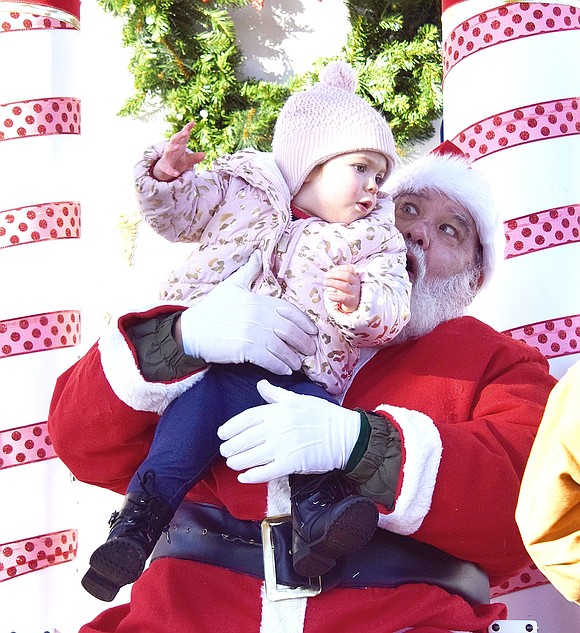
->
<box><xmin>99</xmin><ymin>0</ymin><xmax>442</xmax><ymax>162</ymax></box>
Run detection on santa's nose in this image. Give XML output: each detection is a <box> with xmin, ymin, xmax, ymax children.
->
<box><xmin>403</xmin><ymin>221</ymin><xmax>430</xmax><ymax>250</ymax></box>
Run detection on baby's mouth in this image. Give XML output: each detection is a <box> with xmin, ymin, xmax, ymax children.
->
<box><xmin>357</xmin><ymin>200</ymin><xmax>372</xmax><ymax>214</ymax></box>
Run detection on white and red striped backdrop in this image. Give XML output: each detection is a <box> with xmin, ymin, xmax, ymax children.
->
<box><xmin>0</xmin><ymin>1</ymin><xmax>84</xmax><ymax>629</ymax></box>
<box><xmin>0</xmin><ymin>0</ymin><xmax>163</xmax><ymax>626</ymax></box>
<box><xmin>442</xmin><ymin>0</ymin><xmax>580</xmax><ymax>382</ymax></box>
<box><xmin>442</xmin><ymin>0</ymin><xmax>580</xmax><ymax>629</ymax></box>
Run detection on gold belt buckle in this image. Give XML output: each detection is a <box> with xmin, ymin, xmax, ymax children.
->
<box><xmin>261</xmin><ymin>514</ymin><xmax>322</xmax><ymax>601</ymax></box>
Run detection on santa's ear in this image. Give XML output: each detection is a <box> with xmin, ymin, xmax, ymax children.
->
<box><xmin>469</xmin><ymin>266</ymin><xmax>485</xmax><ymax>294</ymax></box>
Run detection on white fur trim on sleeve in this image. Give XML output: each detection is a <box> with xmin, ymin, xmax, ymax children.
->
<box><xmin>375</xmin><ymin>403</ymin><xmax>442</xmax><ymax>535</ymax></box>
<box><xmin>98</xmin><ymin>317</ymin><xmax>207</xmax><ymax>415</ymax></box>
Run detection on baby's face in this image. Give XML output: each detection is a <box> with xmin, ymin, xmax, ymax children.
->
<box><xmin>293</xmin><ymin>151</ymin><xmax>389</xmax><ymax>225</ymax></box>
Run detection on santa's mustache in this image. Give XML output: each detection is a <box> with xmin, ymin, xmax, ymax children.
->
<box><xmin>404</xmin><ymin>241</ymin><xmax>427</xmax><ymax>284</ymax></box>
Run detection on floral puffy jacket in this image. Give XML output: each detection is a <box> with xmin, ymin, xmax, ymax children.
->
<box><xmin>134</xmin><ymin>145</ymin><xmax>410</xmax><ymax>394</ymax></box>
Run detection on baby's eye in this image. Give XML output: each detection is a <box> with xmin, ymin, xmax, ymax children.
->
<box><xmin>354</xmin><ymin>164</ymin><xmax>366</xmax><ymax>173</ymax></box>
<box><xmin>375</xmin><ymin>174</ymin><xmax>385</xmax><ymax>186</ymax></box>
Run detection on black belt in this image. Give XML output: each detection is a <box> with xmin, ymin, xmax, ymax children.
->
<box><xmin>151</xmin><ymin>501</ymin><xmax>490</xmax><ymax>605</ymax></box>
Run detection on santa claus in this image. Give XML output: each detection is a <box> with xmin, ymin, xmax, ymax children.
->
<box><xmin>48</xmin><ymin>144</ymin><xmax>556</xmax><ymax>633</ymax></box>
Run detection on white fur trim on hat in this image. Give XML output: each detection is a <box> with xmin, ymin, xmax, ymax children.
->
<box><xmin>272</xmin><ymin>60</ymin><xmax>397</xmax><ymax>195</ymax></box>
<box><xmin>387</xmin><ymin>153</ymin><xmax>501</xmax><ymax>287</ymax></box>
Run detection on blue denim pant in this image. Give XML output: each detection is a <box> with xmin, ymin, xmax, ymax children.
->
<box><xmin>128</xmin><ymin>364</ymin><xmax>335</xmax><ymax>508</ymax></box>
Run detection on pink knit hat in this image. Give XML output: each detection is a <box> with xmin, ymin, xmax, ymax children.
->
<box><xmin>387</xmin><ymin>141</ymin><xmax>502</xmax><ymax>287</ymax></box>
<box><xmin>272</xmin><ymin>61</ymin><xmax>397</xmax><ymax>196</ymax></box>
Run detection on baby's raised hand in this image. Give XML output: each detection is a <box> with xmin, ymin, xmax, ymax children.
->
<box><xmin>152</xmin><ymin>121</ymin><xmax>206</xmax><ymax>181</ymax></box>
<box><xmin>324</xmin><ymin>265</ymin><xmax>361</xmax><ymax>313</ymax></box>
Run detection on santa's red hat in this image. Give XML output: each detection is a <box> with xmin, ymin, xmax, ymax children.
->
<box><xmin>387</xmin><ymin>141</ymin><xmax>501</xmax><ymax>288</ymax></box>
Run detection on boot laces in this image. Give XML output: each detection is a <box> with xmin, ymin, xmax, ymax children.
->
<box><xmin>109</xmin><ymin>471</ymin><xmax>170</xmax><ymax>543</ymax></box>
<box><xmin>291</xmin><ymin>471</ymin><xmax>356</xmax><ymax>507</ymax></box>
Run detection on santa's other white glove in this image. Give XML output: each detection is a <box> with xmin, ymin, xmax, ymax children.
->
<box><xmin>218</xmin><ymin>380</ymin><xmax>362</xmax><ymax>483</ymax></box>
<box><xmin>180</xmin><ymin>252</ymin><xmax>317</xmax><ymax>376</ymax></box>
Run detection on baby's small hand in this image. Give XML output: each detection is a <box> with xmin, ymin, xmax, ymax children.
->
<box><xmin>153</xmin><ymin>121</ymin><xmax>206</xmax><ymax>181</ymax></box>
<box><xmin>324</xmin><ymin>265</ymin><xmax>361</xmax><ymax>313</ymax></box>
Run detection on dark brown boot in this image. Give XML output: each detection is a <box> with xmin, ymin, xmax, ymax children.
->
<box><xmin>82</xmin><ymin>471</ymin><xmax>174</xmax><ymax>601</ymax></box>
<box><xmin>290</xmin><ymin>472</ymin><xmax>378</xmax><ymax>578</ymax></box>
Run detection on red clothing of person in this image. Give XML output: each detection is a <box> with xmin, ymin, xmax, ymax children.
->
<box><xmin>48</xmin><ymin>307</ymin><xmax>556</xmax><ymax>633</ymax></box>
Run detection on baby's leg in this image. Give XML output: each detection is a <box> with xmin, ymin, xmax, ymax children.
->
<box><xmin>82</xmin><ymin>364</ymin><xmax>268</xmax><ymax>601</ymax></box>
<box><xmin>282</xmin><ymin>377</ymin><xmax>378</xmax><ymax>578</ymax></box>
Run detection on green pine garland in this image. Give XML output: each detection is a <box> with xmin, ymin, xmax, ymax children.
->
<box><xmin>99</xmin><ymin>0</ymin><xmax>442</xmax><ymax>161</ymax></box>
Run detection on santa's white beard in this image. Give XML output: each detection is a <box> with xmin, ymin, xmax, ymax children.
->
<box><xmin>394</xmin><ymin>242</ymin><xmax>480</xmax><ymax>344</ymax></box>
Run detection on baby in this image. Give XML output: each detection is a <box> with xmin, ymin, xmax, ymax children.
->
<box><xmin>82</xmin><ymin>61</ymin><xmax>411</xmax><ymax>602</ymax></box>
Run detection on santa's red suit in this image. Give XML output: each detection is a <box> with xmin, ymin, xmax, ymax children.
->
<box><xmin>48</xmin><ymin>306</ymin><xmax>556</xmax><ymax>633</ymax></box>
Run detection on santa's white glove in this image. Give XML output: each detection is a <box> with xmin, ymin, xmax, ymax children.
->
<box><xmin>180</xmin><ymin>252</ymin><xmax>317</xmax><ymax>376</ymax></box>
<box><xmin>218</xmin><ymin>380</ymin><xmax>362</xmax><ymax>483</ymax></box>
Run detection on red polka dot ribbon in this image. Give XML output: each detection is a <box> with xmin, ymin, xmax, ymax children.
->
<box><xmin>0</xmin><ymin>201</ymin><xmax>80</xmax><ymax>249</ymax></box>
<box><xmin>0</xmin><ymin>0</ymin><xmax>80</xmax><ymax>20</ymax></box>
<box><xmin>503</xmin><ymin>313</ymin><xmax>580</xmax><ymax>359</ymax></box>
<box><xmin>0</xmin><ymin>421</ymin><xmax>56</xmax><ymax>470</ymax></box>
<box><xmin>491</xmin><ymin>563</ymin><xmax>548</xmax><ymax>598</ymax></box>
<box><xmin>444</xmin><ymin>3</ymin><xmax>580</xmax><ymax>80</ymax></box>
<box><xmin>0</xmin><ymin>310</ymin><xmax>80</xmax><ymax>359</ymax></box>
<box><xmin>504</xmin><ymin>203</ymin><xmax>580</xmax><ymax>259</ymax></box>
<box><xmin>0</xmin><ymin>9</ymin><xmax>77</xmax><ymax>32</ymax></box>
<box><xmin>0</xmin><ymin>97</ymin><xmax>80</xmax><ymax>142</ymax></box>
<box><xmin>452</xmin><ymin>97</ymin><xmax>580</xmax><ymax>162</ymax></box>
<box><xmin>0</xmin><ymin>529</ymin><xmax>77</xmax><ymax>582</ymax></box>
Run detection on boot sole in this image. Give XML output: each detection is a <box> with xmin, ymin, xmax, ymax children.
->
<box><xmin>82</xmin><ymin>538</ymin><xmax>147</xmax><ymax>601</ymax></box>
<box><xmin>293</xmin><ymin>497</ymin><xmax>378</xmax><ymax>578</ymax></box>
